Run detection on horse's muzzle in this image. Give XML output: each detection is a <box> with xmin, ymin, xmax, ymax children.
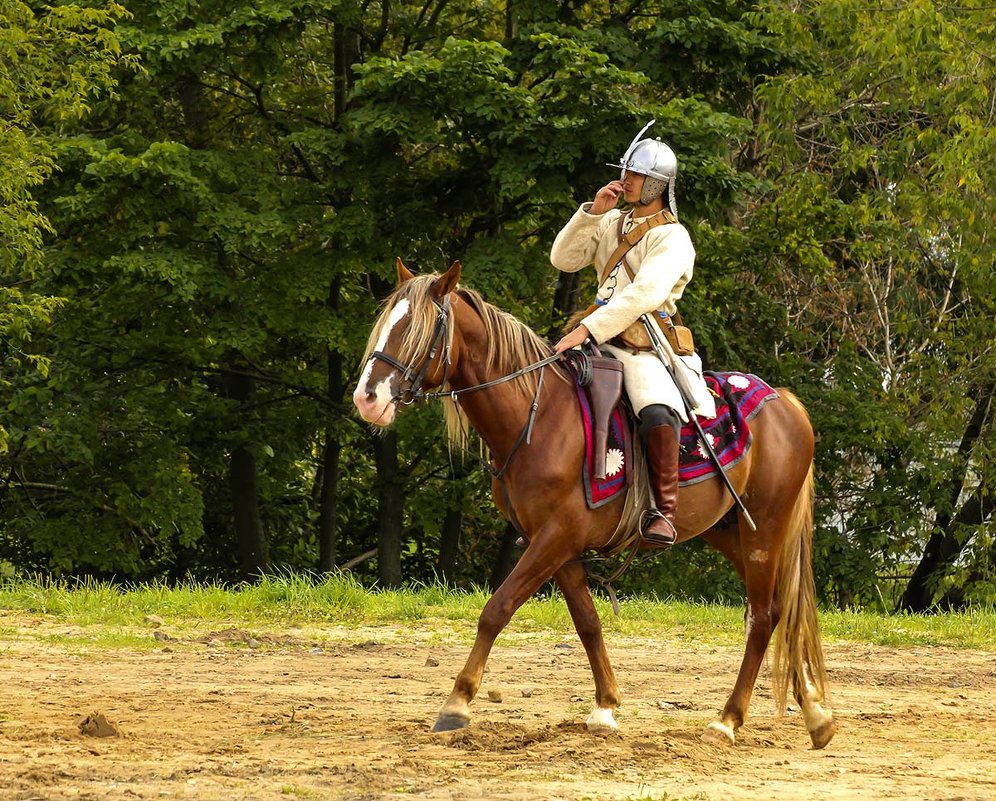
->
<box><xmin>353</xmin><ymin>385</ymin><xmax>397</xmax><ymax>426</ymax></box>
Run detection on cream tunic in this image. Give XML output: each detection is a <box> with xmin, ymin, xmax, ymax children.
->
<box><xmin>551</xmin><ymin>203</ymin><xmax>716</xmax><ymax>421</ymax></box>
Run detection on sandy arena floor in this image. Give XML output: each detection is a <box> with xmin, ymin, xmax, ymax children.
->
<box><xmin>1</xmin><ymin>614</ymin><xmax>993</xmax><ymax>800</ymax></box>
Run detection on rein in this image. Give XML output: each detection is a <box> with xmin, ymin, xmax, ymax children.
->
<box><xmin>420</xmin><ymin>352</ymin><xmax>561</xmax><ymax>404</ymax></box>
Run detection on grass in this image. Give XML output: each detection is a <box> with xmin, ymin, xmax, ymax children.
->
<box><xmin>0</xmin><ymin>572</ymin><xmax>993</xmax><ymax>650</ymax></box>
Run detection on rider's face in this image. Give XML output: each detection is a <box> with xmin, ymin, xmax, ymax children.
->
<box><xmin>621</xmin><ymin>171</ymin><xmax>645</xmax><ymax>204</ymax></box>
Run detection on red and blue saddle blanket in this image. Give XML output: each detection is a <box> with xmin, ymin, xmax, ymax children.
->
<box><xmin>573</xmin><ymin>371</ymin><xmax>780</xmax><ymax>508</ymax></box>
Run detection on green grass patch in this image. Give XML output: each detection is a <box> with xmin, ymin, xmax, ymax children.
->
<box><xmin>819</xmin><ymin>605</ymin><xmax>996</xmax><ymax>649</ymax></box>
<box><xmin>0</xmin><ymin>573</ymin><xmax>992</xmax><ymax>650</ymax></box>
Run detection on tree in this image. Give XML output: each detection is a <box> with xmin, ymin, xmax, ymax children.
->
<box><xmin>8</xmin><ymin>0</ymin><xmax>991</xmax><ymax>610</ymax></box>
<box><xmin>738</xmin><ymin>0</ymin><xmax>996</xmax><ymax>607</ymax></box>
<box><xmin>5</xmin><ymin>0</ymin><xmax>763</xmax><ymax>586</ymax></box>
<box><xmin>0</xmin><ymin>1</ymin><xmax>128</xmax><ymax>451</ymax></box>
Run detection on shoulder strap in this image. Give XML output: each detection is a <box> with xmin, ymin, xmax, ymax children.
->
<box><xmin>599</xmin><ymin>209</ymin><xmax>677</xmax><ymax>284</ymax></box>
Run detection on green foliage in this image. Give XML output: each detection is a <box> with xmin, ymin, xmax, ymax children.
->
<box><xmin>734</xmin><ymin>0</ymin><xmax>996</xmax><ymax>607</ymax></box>
<box><xmin>0</xmin><ymin>0</ymin><xmax>992</xmax><ymax>611</ymax></box>
<box><xmin>1</xmin><ymin>1</ymin><xmax>129</xmax><ymax>448</ymax></box>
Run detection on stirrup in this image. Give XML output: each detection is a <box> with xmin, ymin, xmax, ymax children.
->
<box><xmin>640</xmin><ymin>510</ymin><xmax>677</xmax><ymax>547</ymax></box>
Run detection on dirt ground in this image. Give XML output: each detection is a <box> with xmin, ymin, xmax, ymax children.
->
<box><xmin>1</xmin><ymin>614</ymin><xmax>993</xmax><ymax>801</ymax></box>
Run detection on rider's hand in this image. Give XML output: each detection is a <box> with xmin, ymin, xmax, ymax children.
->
<box><xmin>554</xmin><ymin>324</ymin><xmax>591</xmax><ymax>353</ymax></box>
<box><xmin>589</xmin><ymin>181</ymin><xmax>624</xmax><ymax>215</ymax></box>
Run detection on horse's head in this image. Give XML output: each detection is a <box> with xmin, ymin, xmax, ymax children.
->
<box><xmin>353</xmin><ymin>258</ymin><xmax>462</xmax><ymax>426</ymax></box>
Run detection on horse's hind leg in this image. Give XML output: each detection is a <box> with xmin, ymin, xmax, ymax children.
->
<box><xmin>553</xmin><ymin>561</ymin><xmax>621</xmax><ymax>733</ymax></box>
<box><xmin>431</xmin><ymin>529</ymin><xmax>574</xmax><ymax>732</ymax></box>
<box><xmin>794</xmin><ymin>660</ymin><xmax>836</xmax><ymax>748</ymax></box>
<box><xmin>703</xmin><ymin>513</ymin><xmax>782</xmax><ymax>746</ymax></box>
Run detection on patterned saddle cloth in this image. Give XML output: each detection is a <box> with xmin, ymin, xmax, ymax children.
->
<box><xmin>573</xmin><ymin>371</ymin><xmax>780</xmax><ymax>509</ymax></box>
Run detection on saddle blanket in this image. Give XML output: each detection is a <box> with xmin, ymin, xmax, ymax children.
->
<box><xmin>678</xmin><ymin>372</ymin><xmax>780</xmax><ymax>486</ymax></box>
<box><xmin>574</xmin><ymin>371</ymin><xmax>780</xmax><ymax>508</ymax></box>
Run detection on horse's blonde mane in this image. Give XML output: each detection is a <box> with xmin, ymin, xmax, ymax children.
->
<box><xmin>361</xmin><ymin>274</ymin><xmax>562</xmax><ymax>453</ymax></box>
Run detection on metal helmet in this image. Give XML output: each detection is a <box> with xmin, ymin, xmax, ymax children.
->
<box><xmin>607</xmin><ymin>119</ymin><xmax>679</xmax><ymax>215</ymax></box>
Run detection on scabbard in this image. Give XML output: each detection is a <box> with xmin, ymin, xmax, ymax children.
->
<box><xmin>638</xmin><ymin>315</ymin><xmax>757</xmax><ymax>531</ymax></box>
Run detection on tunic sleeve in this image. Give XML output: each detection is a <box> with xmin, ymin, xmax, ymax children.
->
<box><xmin>581</xmin><ymin>223</ymin><xmax>694</xmax><ymax>345</ymax></box>
<box><xmin>550</xmin><ymin>203</ymin><xmax>619</xmax><ymax>273</ymax></box>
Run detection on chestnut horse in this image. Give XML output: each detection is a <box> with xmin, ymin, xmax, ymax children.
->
<box><xmin>353</xmin><ymin>260</ymin><xmax>835</xmax><ymax>749</ymax></box>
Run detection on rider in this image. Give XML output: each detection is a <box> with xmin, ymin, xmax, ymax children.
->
<box><xmin>550</xmin><ymin>121</ymin><xmax>716</xmax><ymax>546</ymax></box>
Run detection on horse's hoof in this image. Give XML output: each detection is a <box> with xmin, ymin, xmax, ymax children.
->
<box><xmin>702</xmin><ymin>720</ymin><xmax>736</xmax><ymax>746</ymax></box>
<box><xmin>431</xmin><ymin>713</ymin><xmax>470</xmax><ymax>733</ymax></box>
<box><xmin>585</xmin><ymin>707</ymin><xmax>618</xmax><ymax>735</ymax></box>
<box><xmin>809</xmin><ymin>717</ymin><xmax>836</xmax><ymax>750</ymax></box>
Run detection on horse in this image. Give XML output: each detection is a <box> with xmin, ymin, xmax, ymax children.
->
<box><xmin>352</xmin><ymin>259</ymin><xmax>835</xmax><ymax>749</ymax></box>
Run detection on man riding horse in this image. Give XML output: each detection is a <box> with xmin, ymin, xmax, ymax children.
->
<box><xmin>352</xmin><ymin>122</ymin><xmax>834</xmax><ymax>747</ymax></box>
<box><xmin>551</xmin><ymin>121</ymin><xmax>715</xmax><ymax>547</ymax></box>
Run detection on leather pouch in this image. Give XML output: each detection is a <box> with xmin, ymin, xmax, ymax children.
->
<box><xmin>565</xmin><ymin>305</ymin><xmax>695</xmax><ymax>357</ymax></box>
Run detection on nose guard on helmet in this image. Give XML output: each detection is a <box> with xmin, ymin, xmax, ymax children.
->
<box><xmin>607</xmin><ymin>119</ymin><xmax>679</xmax><ymax>215</ymax></box>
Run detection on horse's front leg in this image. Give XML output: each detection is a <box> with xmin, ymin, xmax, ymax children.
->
<box><xmin>431</xmin><ymin>531</ymin><xmax>574</xmax><ymax>732</ymax></box>
<box><xmin>553</xmin><ymin>561</ymin><xmax>621</xmax><ymax>734</ymax></box>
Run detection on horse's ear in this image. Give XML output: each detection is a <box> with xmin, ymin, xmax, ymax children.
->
<box><xmin>431</xmin><ymin>260</ymin><xmax>461</xmax><ymax>299</ymax></box>
<box><xmin>396</xmin><ymin>257</ymin><xmax>416</xmax><ymax>285</ymax></box>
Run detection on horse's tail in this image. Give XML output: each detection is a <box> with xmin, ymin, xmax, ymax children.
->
<box><xmin>771</xmin><ymin>458</ymin><xmax>829</xmax><ymax>713</ymax></box>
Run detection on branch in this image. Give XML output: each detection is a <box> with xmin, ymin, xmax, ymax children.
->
<box><xmin>10</xmin><ymin>481</ymin><xmax>155</xmax><ymax>545</ymax></box>
<box><xmin>123</xmin><ymin>350</ymin><xmax>359</xmax><ymax>420</ymax></box>
<box><xmin>795</xmin><ymin>75</ymin><xmax>902</xmax><ymax>134</ymax></box>
<box><xmin>611</xmin><ymin>0</ymin><xmax>647</xmax><ymax>25</ymax></box>
<box><xmin>409</xmin><ymin>0</ymin><xmax>452</xmax><ymax>52</ymax></box>
<box><xmin>339</xmin><ymin>548</ymin><xmax>377</xmax><ymax>571</ymax></box>
<box><xmin>373</xmin><ymin>0</ymin><xmax>391</xmax><ymax>53</ymax></box>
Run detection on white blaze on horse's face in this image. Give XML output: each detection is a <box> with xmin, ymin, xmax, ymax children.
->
<box><xmin>353</xmin><ymin>298</ymin><xmax>410</xmax><ymax>426</ymax></box>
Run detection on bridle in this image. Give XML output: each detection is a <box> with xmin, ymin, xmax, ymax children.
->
<box><xmin>371</xmin><ymin>296</ymin><xmax>453</xmax><ymax>405</ymax></box>
<box><xmin>369</xmin><ymin>293</ymin><xmax>562</xmax><ymax>408</ymax></box>
<box><xmin>368</xmin><ymin>292</ymin><xmax>562</xmax><ymax>480</ymax></box>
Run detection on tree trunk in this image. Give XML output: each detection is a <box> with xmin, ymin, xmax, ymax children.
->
<box><xmin>936</xmin><ymin>534</ymin><xmax>996</xmax><ymax>611</ymax></box>
<box><xmin>333</xmin><ymin>23</ymin><xmax>361</xmax><ymax>120</ymax></box>
<box><xmin>316</xmin><ymin>428</ymin><xmax>341</xmax><ymax>572</ymax></box>
<box><xmin>225</xmin><ymin>366</ymin><xmax>268</xmax><ymax>579</ymax></box>
<box><xmin>437</xmin><ymin>463</ymin><xmax>472</xmax><ymax>583</ymax></box>
<box><xmin>897</xmin><ymin>487</ymin><xmax>996</xmax><ymax>612</ymax></box>
<box><xmin>437</xmin><ymin>506</ymin><xmax>462</xmax><ymax>584</ymax></box>
<box><xmin>549</xmin><ymin>271</ymin><xmax>583</xmax><ymax>339</ymax></box>
<box><xmin>373</xmin><ymin>430</ymin><xmax>404</xmax><ymax>586</ymax></box>
<box><xmin>488</xmin><ymin>522</ymin><xmax>520</xmax><ymax>590</ymax></box>
<box><xmin>177</xmin><ymin>75</ymin><xmax>209</xmax><ymax>149</ymax></box>
<box><xmin>230</xmin><ymin>443</ymin><xmax>268</xmax><ymax>578</ymax></box>
<box><xmin>897</xmin><ymin>380</ymin><xmax>995</xmax><ymax>612</ymax></box>
<box><xmin>317</xmin><ymin>275</ymin><xmax>346</xmax><ymax>572</ymax></box>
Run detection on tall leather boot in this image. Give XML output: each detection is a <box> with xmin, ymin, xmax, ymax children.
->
<box><xmin>642</xmin><ymin>425</ymin><xmax>680</xmax><ymax>546</ymax></box>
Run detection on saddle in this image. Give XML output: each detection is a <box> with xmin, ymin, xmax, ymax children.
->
<box><xmin>563</xmin><ymin>346</ymin><xmax>623</xmax><ymax>481</ymax></box>
<box><xmin>565</xmin><ymin>357</ymin><xmax>782</xmax><ymax>511</ymax></box>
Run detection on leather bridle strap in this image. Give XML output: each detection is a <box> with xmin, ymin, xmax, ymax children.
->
<box><xmin>421</xmin><ymin>352</ymin><xmax>562</xmax><ymax>403</ymax></box>
<box><xmin>371</xmin><ymin>295</ymin><xmax>452</xmax><ymax>404</ymax></box>
<box><xmin>482</xmin><ymin>363</ymin><xmax>547</xmax><ymax>481</ymax></box>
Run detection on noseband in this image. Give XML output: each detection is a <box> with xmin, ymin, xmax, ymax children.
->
<box><xmin>370</xmin><ymin>296</ymin><xmax>452</xmax><ymax>405</ymax></box>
